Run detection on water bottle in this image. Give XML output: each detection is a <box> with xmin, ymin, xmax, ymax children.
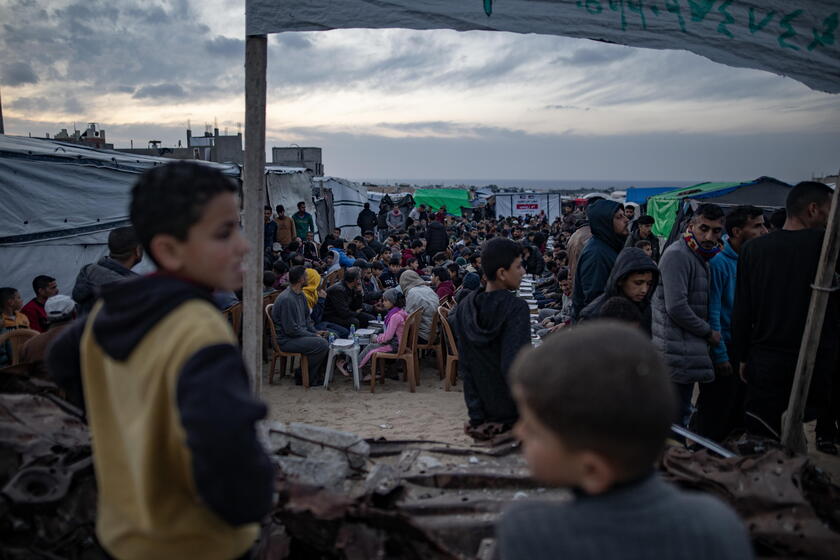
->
<box><xmin>328</xmin><ymin>332</ymin><xmax>335</xmax><ymax>345</ymax></box>
<box><xmin>353</xmin><ymin>332</ymin><xmax>359</xmax><ymax>347</ymax></box>
<box><xmin>349</xmin><ymin>324</ymin><xmax>356</xmax><ymax>338</ymax></box>
<box><xmin>377</xmin><ymin>313</ymin><xmax>382</xmax><ymax>323</ymax></box>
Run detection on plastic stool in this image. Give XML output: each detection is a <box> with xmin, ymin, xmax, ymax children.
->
<box><xmin>323</xmin><ymin>339</ymin><xmax>362</xmax><ymax>391</ymax></box>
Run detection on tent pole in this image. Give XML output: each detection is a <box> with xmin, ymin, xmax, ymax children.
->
<box><xmin>780</xmin><ymin>181</ymin><xmax>840</xmax><ymax>452</ymax></box>
<box><xmin>243</xmin><ymin>34</ymin><xmax>267</xmax><ymax>394</ymax></box>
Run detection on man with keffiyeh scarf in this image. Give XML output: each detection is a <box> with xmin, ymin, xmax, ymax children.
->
<box><xmin>652</xmin><ymin>204</ymin><xmax>726</xmax><ymax>427</ymax></box>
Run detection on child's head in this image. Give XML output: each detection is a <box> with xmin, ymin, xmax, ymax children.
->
<box><xmin>431</xmin><ymin>267</ymin><xmax>450</xmax><ymax>286</ymax></box>
<box><xmin>511</xmin><ymin>322</ymin><xmax>674</xmax><ymax>494</ymax></box>
<box><xmin>0</xmin><ymin>287</ymin><xmax>22</xmax><ymax>313</ymax></box>
<box><xmin>634</xmin><ymin>239</ymin><xmax>653</xmax><ymax>258</ymax></box>
<box><xmin>262</xmin><ymin>271</ymin><xmax>276</xmax><ymax>290</ymax></box>
<box><xmin>272</xmin><ymin>260</ymin><xmax>289</xmax><ymax>276</ymax></box>
<box><xmin>382</xmin><ymin>288</ymin><xmax>405</xmax><ymax>310</ymax></box>
<box><xmin>406</xmin><ymin>257</ymin><xmax>419</xmax><ymax>270</ymax></box>
<box><xmin>619</xmin><ymin>270</ymin><xmax>654</xmax><ymax>302</ymax></box>
<box><xmin>371</xmin><ymin>261</ymin><xmax>384</xmax><ymax>277</ymax></box>
<box><xmin>481</xmin><ymin>238</ymin><xmax>524</xmax><ymax>290</ymax></box>
<box><xmin>388</xmin><ymin>257</ymin><xmax>402</xmax><ymax>274</ymax></box>
<box><xmin>131</xmin><ymin>162</ymin><xmax>247</xmax><ymax>291</ymax></box>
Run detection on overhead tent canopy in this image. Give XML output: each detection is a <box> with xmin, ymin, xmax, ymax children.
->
<box><xmin>0</xmin><ymin>134</ymin><xmax>239</xmax><ymax>297</ymax></box>
<box><xmin>412</xmin><ymin>188</ymin><xmax>470</xmax><ymax>214</ymax></box>
<box><xmin>247</xmin><ymin>1</ymin><xmax>840</xmax><ymax>93</ymax></box>
<box><xmin>625</xmin><ymin>186</ymin><xmax>682</xmax><ymax>206</ymax></box>
<box><xmin>241</xmin><ymin>0</ymin><xmax>840</xmax><ymax>391</ymax></box>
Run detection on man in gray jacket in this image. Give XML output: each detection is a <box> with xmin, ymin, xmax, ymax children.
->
<box><xmin>271</xmin><ymin>265</ymin><xmax>330</xmax><ymax>385</ymax></box>
<box><xmin>652</xmin><ymin>204</ymin><xmax>724</xmax><ymax>426</ymax></box>
<box><xmin>72</xmin><ymin>227</ymin><xmax>142</xmax><ymax>314</ymax></box>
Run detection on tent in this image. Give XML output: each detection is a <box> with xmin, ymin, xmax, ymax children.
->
<box><xmin>659</xmin><ymin>177</ymin><xmax>793</xmax><ymax>245</ymax></box>
<box><xmin>494</xmin><ymin>192</ymin><xmax>562</xmax><ymax>222</ymax></box>
<box><xmin>625</xmin><ymin>186</ymin><xmax>682</xmax><ymax>206</ymax></box>
<box><xmin>0</xmin><ymin>135</ymin><xmax>239</xmax><ymax>299</ymax></box>
<box><xmin>648</xmin><ymin>182</ymin><xmax>741</xmax><ymax>237</ymax></box>
<box><xmin>413</xmin><ymin>188</ymin><xmax>470</xmax><ymax>214</ymax></box>
<box><xmin>313</xmin><ymin>177</ymin><xmax>369</xmax><ymax>239</ymax></box>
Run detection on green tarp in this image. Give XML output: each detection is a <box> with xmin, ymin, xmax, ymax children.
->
<box><xmin>648</xmin><ymin>182</ymin><xmax>739</xmax><ymax>238</ymax></box>
<box><xmin>412</xmin><ymin>188</ymin><xmax>470</xmax><ymax>213</ymax></box>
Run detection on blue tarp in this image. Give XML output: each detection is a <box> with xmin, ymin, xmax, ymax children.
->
<box><xmin>625</xmin><ymin>186</ymin><xmax>680</xmax><ymax>205</ymax></box>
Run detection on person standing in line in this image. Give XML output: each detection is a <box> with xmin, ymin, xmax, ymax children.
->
<box><xmin>624</xmin><ymin>215</ymin><xmax>661</xmax><ymax>261</ymax></box>
<box><xmin>572</xmin><ymin>200</ymin><xmax>629</xmax><ymax>320</ymax></box>
<box><xmin>357</xmin><ymin>202</ymin><xmax>378</xmax><ymax>237</ymax></box>
<box><xmin>693</xmin><ymin>206</ymin><xmax>767</xmax><ymax>442</ymax></box>
<box><xmin>731</xmin><ymin>182</ymin><xmax>840</xmax><ymax>450</ymax></box>
<box><xmin>275</xmin><ymin>205</ymin><xmax>295</xmax><ymax>247</ymax></box>
<box><xmin>263</xmin><ymin>205</ymin><xmax>278</xmax><ymax>251</ymax></box>
<box><xmin>293</xmin><ymin>200</ymin><xmax>315</xmax><ymax>240</ymax></box>
<box><xmin>652</xmin><ymin>204</ymin><xmax>725</xmax><ymax>427</ymax></box>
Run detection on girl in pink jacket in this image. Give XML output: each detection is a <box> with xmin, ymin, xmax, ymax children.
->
<box><xmin>359</xmin><ymin>288</ymin><xmax>407</xmax><ymax>380</ymax></box>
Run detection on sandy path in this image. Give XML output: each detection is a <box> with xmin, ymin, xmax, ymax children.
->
<box><xmin>261</xmin><ymin>361</ymin><xmax>474</xmax><ymax>447</ymax></box>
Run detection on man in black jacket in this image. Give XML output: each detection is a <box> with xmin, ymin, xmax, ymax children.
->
<box><xmin>357</xmin><ymin>203</ymin><xmax>378</xmax><ymax>235</ymax></box>
<box><xmin>72</xmin><ymin>227</ymin><xmax>143</xmax><ymax>314</ymax></box>
<box><xmin>425</xmin><ymin>219</ymin><xmax>449</xmax><ymax>256</ymax></box>
<box><xmin>323</xmin><ymin>268</ymin><xmax>374</xmax><ymax>328</ymax></box>
<box><xmin>451</xmin><ymin>238</ymin><xmax>531</xmax><ymax>439</ymax></box>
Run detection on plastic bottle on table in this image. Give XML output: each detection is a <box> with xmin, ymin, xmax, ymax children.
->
<box><xmin>328</xmin><ymin>332</ymin><xmax>336</xmax><ymax>345</ymax></box>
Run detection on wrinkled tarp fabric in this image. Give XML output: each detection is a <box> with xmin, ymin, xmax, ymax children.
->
<box><xmin>246</xmin><ymin>1</ymin><xmax>840</xmax><ymax>94</ymax></box>
<box><xmin>412</xmin><ymin>188</ymin><xmax>470</xmax><ymax>214</ymax></box>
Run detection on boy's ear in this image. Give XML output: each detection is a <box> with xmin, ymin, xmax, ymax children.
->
<box><xmin>577</xmin><ymin>450</ymin><xmax>619</xmax><ymax>495</ymax></box>
<box><xmin>149</xmin><ymin>234</ymin><xmax>186</xmax><ymax>273</ymax></box>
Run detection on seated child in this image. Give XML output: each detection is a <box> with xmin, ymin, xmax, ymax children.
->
<box><xmin>498</xmin><ymin>321</ymin><xmax>753</xmax><ymax>560</ymax></box>
<box><xmin>355</xmin><ymin>288</ymin><xmax>407</xmax><ymax>381</ymax></box>
<box><xmin>47</xmin><ymin>162</ymin><xmax>274</xmax><ymax>560</ymax></box>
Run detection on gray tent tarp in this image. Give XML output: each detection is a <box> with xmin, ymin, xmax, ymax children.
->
<box><xmin>0</xmin><ymin>135</ymin><xmax>239</xmax><ymax>299</ymax></box>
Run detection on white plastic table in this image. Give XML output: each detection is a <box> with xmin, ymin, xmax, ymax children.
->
<box><xmin>323</xmin><ymin>339</ymin><xmax>362</xmax><ymax>391</ymax></box>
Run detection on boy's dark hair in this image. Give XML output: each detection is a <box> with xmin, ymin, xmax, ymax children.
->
<box><xmin>468</xmin><ymin>252</ymin><xmax>481</xmax><ymax>265</ymax></box>
<box><xmin>770</xmin><ymin>208</ymin><xmax>787</xmax><ymax>230</ymax></box>
<box><xmin>353</xmin><ymin>235</ymin><xmax>365</xmax><ymax>243</ymax></box>
<box><xmin>634</xmin><ymin>239</ymin><xmax>652</xmax><ymax>249</ymax></box>
<box><xmin>446</xmin><ymin>262</ymin><xmax>459</xmax><ymax>274</ymax></box>
<box><xmin>371</xmin><ymin>261</ymin><xmax>384</xmax><ymax>271</ymax></box>
<box><xmin>554</xmin><ymin>249</ymin><xmax>568</xmax><ymax>261</ymax></box>
<box><xmin>264</xmin><ymin>205</ymin><xmax>272</xmax><ymax>212</ymax></box>
<box><xmin>411</xmin><ymin>240</ymin><xmax>424</xmax><ymax>249</ymax></box>
<box><xmin>512</xmin><ymin>321</ymin><xmax>675</xmax><ymax>477</ymax></box>
<box><xmin>108</xmin><ymin>226</ymin><xmax>140</xmax><ymax>259</ymax></box>
<box><xmin>272</xmin><ymin>260</ymin><xmax>289</xmax><ymax>274</ymax></box>
<box><xmin>298</xmin><ymin>201</ymin><xmax>306</xmax><ymax>207</ymax></box>
<box><xmin>556</xmin><ymin>268</ymin><xmax>569</xmax><ymax>282</ymax></box>
<box><xmin>276</xmin><ymin>204</ymin><xmax>285</xmax><ymax>213</ymax></box>
<box><xmin>388</xmin><ymin>256</ymin><xmax>401</xmax><ymax>267</ymax></box>
<box><xmin>432</xmin><ymin>267</ymin><xmax>450</xmax><ymax>282</ymax></box>
<box><xmin>286</xmin><ymin>240</ymin><xmax>300</xmax><ymax>253</ymax></box>
<box><xmin>694</xmin><ymin>203</ymin><xmax>724</xmax><ymax>222</ymax></box>
<box><xmin>406</xmin><ymin>257</ymin><xmax>418</xmax><ymax>268</ymax></box>
<box><xmin>636</xmin><ymin>215</ymin><xmax>655</xmax><ymax>226</ymax></box>
<box><xmin>32</xmin><ymin>275</ymin><xmax>55</xmax><ymax>294</ymax></box>
<box><xmin>288</xmin><ymin>265</ymin><xmax>307</xmax><ymax>285</ymax></box>
<box><xmin>262</xmin><ymin>271</ymin><xmax>276</xmax><ymax>288</ymax></box>
<box><xmin>0</xmin><ymin>287</ymin><xmax>18</xmax><ymax>309</ymax></box>
<box><xmin>364</xmin><ymin>230</ymin><xmax>375</xmax><ymax>236</ymax></box>
<box><xmin>599</xmin><ymin>296</ymin><xmax>644</xmax><ymax>324</ymax></box>
<box><xmin>481</xmin><ymin>238</ymin><xmax>522</xmax><ymax>281</ymax></box>
<box><xmin>290</xmin><ymin>255</ymin><xmax>305</xmax><ymax>267</ymax></box>
<box><xmin>725</xmin><ymin>205</ymin><xmax>764</xmax><ymax>237</ymax></box>
<box><xmin>786</xmin><ymin>181</ymin><xmax>833</xmax><ymax>218</ymax></box>
<box><xmin>131</xmin><ymin>162</ymin><xmax>237</xmax><ymax>267</ymax></box>
<box><xmin>433</xmin><ymin>251</ymin><xmax>447</xmax><ymax>263</ymax></box>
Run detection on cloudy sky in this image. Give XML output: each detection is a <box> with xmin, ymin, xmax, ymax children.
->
<box><xmin>2</xmin><ymin>0</ymin><xmax>839</xmax><ymax>185</ymax></box>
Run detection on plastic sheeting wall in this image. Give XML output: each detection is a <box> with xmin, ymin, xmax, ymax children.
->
<box><xmin>316</xmin><ymin>177</ymin><xmax>369</xmax><ymax>240</ymax></box>
<box><xmin>493</xmin><ymin>193</ymin><xmax>561</xmax><ymax>221</ymax></box>
<box><xmin>265</xmin><ymin>170</ymin><xmax>316</xmax><ymax>237</ymax></box>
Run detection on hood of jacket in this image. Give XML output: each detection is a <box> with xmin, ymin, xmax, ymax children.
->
<box><xmin>399</xmin><ymin>270</ymin><xmax>425</xmax><ymax>294</ymax></box>
<box><xmin>455</xmin><ymin>287</ymin><xmax>522</xmax><ymax>345</ymax></box>
<box><xmin>428</xmin><ymin>220</ymin><xmax>445</xmax><ymax>232</ymax></box>
<box><xmin>603</xmin><ymin>247</ymin><xmax>659</xmax><ymax>302</ymax></box>
<box><xmin>72</xmin><ymin>256</ymin><xmax>138</xmax><ymax>307</ymax></box>
<box><xmin>588</xmin><ymin>200</ymin><xmax>626</xmax><ymax>253</ymax></box>
<box><xmin>92</xmin><ymin>274</ymin><xmax>215</xmax><ymax>361</ymax></box>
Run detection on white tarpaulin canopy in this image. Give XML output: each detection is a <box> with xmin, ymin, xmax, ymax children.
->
<box><xmin>0</xmin><ymin>135</ymin><xmax>239</xmax><ymax>298</ymax></box>
<box><xmin>247</xmin><ymin>0</ymin><xmax>840</xmax><ymax>93</ymax></box>
<box><xmin>494</xmin><ymin>192</ymin><xmax>562</xmax><ymax>221</ymax></box>
<box><xmin>313</xmin><ymin>177</ymin><xmax>370</xmax><ymax>240</ymax></box>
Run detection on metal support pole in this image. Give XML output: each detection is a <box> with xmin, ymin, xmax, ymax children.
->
<box><xmin>243</xmin><ymin>34</ymin><xmax>267</xmax><ymax>394</ymax></box>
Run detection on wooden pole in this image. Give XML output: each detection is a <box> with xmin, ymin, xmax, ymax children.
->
<box><xmin>781</xmin><ymin>183</ymin><xmax>840</xmax><ymax>452</ymax></box>
<box><xmin>243</xmin><ymin>35</ymin><xmax>267</xmax><ymax>394</ymax></box>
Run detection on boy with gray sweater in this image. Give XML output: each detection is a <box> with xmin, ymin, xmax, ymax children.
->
<box><xmin>498</xmin><ymin>322</ymin><xmax>753</xmax><ymax>560</ymax></box>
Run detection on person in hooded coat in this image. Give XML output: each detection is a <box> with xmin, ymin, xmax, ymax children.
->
<box><xmin>398</xmin><ymin>270</ymin><xmax>439</xmax><ymax>343</ymax></box>
<box><xmin>572</xmin><ymin>200</ymin><xmax>629</xmax><ymax>320</ymax></box>
<box><xmin>425</xmin><ymin>219</ymin><xmax>449</xmax><ymax>256</ymax></box>
<box><xmin>579</xmin><ymin>248</ymin><xmax>659</xmax><ymax>334</ymax></box>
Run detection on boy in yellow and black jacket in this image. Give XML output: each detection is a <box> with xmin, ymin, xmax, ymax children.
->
<box><xmin>48</xmin><ymin>162</ymin><xmax>274</xmax><ymax>560</ymax></box>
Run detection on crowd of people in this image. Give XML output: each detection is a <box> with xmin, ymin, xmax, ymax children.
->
<box><xmin>1</xmin><ymin>159</ymin><xmax>835</xmax><ymax>558</ymax></box>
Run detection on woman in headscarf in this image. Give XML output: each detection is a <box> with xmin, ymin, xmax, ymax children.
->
<box><xmin>306</xmin><ymin>268</ymin><xmax>349</xmax><ymax>339</ymax></box>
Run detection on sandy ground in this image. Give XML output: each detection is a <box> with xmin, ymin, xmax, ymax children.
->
<box><xmin>262</xmin><ymin>359</ymin><xmax>475</xmax><ymax>447</ymax></box>
<box><xmin>260</xmin><ymin>358</ymin><xmax>840</xmax><ymax>481</ymax></box>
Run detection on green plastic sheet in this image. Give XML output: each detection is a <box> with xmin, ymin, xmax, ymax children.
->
<box><xmin>647</xmin><ymin>182</ymin><xmax>739</xmax><ymax>238</ymax></box>
<box><xmin>412</xmin><ymin>188</ymin><xmax>470</xmax><ymax>213</ymax></box>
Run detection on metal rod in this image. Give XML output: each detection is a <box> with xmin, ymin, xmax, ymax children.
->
<box><xmin>670</xmin><ymin>424</ymin><xmax>736</xmax><ymax>458</ymax></box>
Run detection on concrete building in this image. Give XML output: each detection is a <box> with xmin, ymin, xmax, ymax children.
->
<box><xmin>52</xmin><ymin>123</ymin><xmax>114</xmax><ymax>150</ymax></box>
<box><xmin>272</xmin><ymin>146</ymin><xmax>323</xmax><ymax>176</ymax></box>
<box><xmin>115</xmin><ymin>126</ymin><xmax>244</xmax><ymax>163</ymax></box>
